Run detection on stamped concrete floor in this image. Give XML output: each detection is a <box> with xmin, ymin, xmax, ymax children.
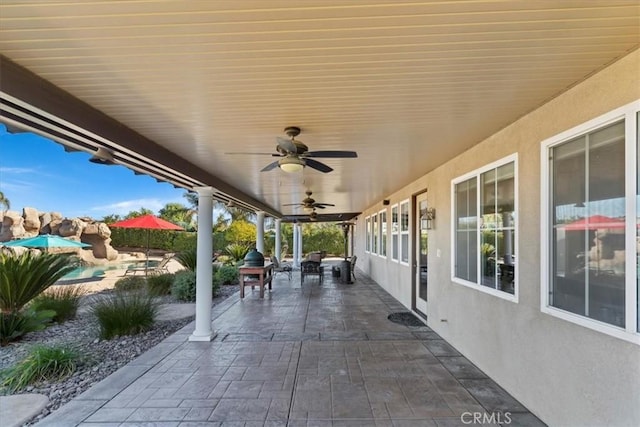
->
<box><xmin>36</xmin><ymin>267</ymin><xmax>546</xmax><ymax>426</ymax></box>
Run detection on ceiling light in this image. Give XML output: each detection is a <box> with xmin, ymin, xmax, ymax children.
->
<box><xmin>303</xmin><ymin>206</ymin><xmax>314</xmax><ymax>213</ymax></box>
<box><xmin>89</xmin><ymin>147</ymin><xmax>116</xmax><ymax>165</ymax></box>
<box><xmin>278</xmin><ymin>156</ymin><xmax>305</xmax><ymax>173</ymax></box>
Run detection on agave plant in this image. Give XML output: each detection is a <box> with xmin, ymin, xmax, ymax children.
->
<box><xmin>225</xmin><ymin>243</ymin><xmax>251</xmax><ymax>264</ymax></box>
<box><xmin>175</xmin><ymin>247</ymin><xmax>197</xmax><ymax>271</ymax></box>
<box><xmin>0</xmin><ymin>252</ymin><xmax>76</xmax><ymax>314</ymax></box>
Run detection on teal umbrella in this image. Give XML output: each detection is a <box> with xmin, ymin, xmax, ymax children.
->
<box><xmin>2</xmin><ymin>234</ymin><xmax>92</xmax><ymax>250</ymax></box>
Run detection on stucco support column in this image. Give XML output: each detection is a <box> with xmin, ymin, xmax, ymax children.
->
<box><xmin>256</xmin><ymin>211</ymin><xmax>265</xmax><ymax>254</ymax></box>
<box><xmin>189</xmin><ymin>186</ymin><xmax>215</xmax><ymax>342</ymax></box>
<box><xmin>296</xmin><ymin>223</ymin><xmax>303</xmax><ymax>266</ymax></box>
<box><xmin>275</xmin><ymin>219</ymin><xmax>282</xmax><ymax>260</ymax></box>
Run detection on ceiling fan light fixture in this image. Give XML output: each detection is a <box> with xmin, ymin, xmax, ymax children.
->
<box><xmin>303</xmin><ymin>206</ymin><xmax>314</xmax><ymax>213</ymax></box>
<box><xmin>278</xmin><ymin>156</ymin><xmax>305</xmax><ymax>173</ymax></box>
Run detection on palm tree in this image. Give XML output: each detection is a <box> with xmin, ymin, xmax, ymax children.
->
<box><xmin>0</xmin><ymin>191</ymin><xmax>10</xmax><ymax>213</ymax></box>
<box><xmin>158</xmin><ymin>202</ymin><xmax>195</xmax><ymax>229</ymax></box>
<box><xmin>183</xmin><ymin>191</ymin><xmax>255</xmax><ymax>223</ymax></box>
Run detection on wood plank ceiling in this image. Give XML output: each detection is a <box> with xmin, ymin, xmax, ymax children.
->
<box><xmin>1</xmin><ymin>1</ymin><xmax>638</xmax><ymax>219</ymax></box>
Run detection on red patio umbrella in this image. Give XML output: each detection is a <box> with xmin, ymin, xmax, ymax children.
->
<box><xmin>109</xmin><ymin>214</ymin><xmax>184</xmax><ymax>266</ymax></box>
<box><xmin>563</xmin><ymin>215</ymin><xmax>625</xmax><ymax>230</ymax></box>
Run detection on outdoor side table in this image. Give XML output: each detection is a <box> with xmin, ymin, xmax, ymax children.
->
<box><xmin>238</xmin><ymin>263</ymin><xmax>274</xmax><ymax>298</ymax></box>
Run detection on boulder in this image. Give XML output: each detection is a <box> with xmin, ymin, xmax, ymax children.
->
<box><xmin>50</xmin><ymin>212</ymin><xmax>63</xmax><ymax>221</ymax></box>
<box><xmin>58</xmin><ymin>218</ymin><xmax>87</xmax><ymax>238</ymax></box>
<box><xmin>49</xmin><ymin>219</ymin><xmax>63</xmax><ymax>235</ymax></box>
<box><xmin>81</xmin><ymin>234</ymin><xmax>118</xmax><ymax>260</ymax></box>
<box><xmin>39</xmin><ymin>212</ymin><xmax>52</xmax><ymax>234</ymax></box>
<box><xmin>0</xmin><ymin>211</ymin><xmax>25</xmax><ymax>241</ymax></box>
<box><xmin>23</xmin><ymin>207</ymin><xmax>41</xmax><ymax>236</ymax></box>
<box><xmin>82</xmin><ymin>222</ymin><xmax>112</xmax><ymax>239</ymax></box>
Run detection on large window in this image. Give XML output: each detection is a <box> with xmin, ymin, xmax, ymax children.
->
<box><xmin>542</xmin><ymin>101</ymin><xmax>639</xmax><ymax>343</ymax></box>
<box><xmin>391</xmin><ymin>204</ymin><xmax>399</xmax><ymax>261</ymax></box>
<box><xmin>400</xmin><ymin>200</ymin><xmax>410</xmax><ymax>264</ymax></box>
<box><xmin>379</xmin><ymin>210</ymin><xmax>387</xmax><ymax>257</ymax></box>
<box><xmin>452</xmin><ymin>155</ymin><xmax>517</xmax><ymax>298</ymax></box>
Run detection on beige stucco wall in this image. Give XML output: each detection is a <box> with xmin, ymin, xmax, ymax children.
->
<box><xmin>355</xmin><ymin>49</ymin><xmax>640</xmax><ymax>427</ymax></box>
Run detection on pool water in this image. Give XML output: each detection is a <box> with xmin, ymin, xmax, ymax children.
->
<box><xmin>60</xmin><ymin>260</ymin><xmax>159</xmax><ymax>281</ymax></box>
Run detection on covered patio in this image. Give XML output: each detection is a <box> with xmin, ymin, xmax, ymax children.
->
<box><xmin>1</xmin><ymin>2</ymin><xmax>639</xmax><ymax>425</ymax></box>
<box><xmin>36</xmin><ymin>269</ymin><xmax>542</xmax><ymax>426</ymax></box>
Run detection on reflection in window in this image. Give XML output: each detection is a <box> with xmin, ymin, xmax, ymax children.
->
<box><xmin>365</xmin><ymin>216</ymin><xmax>371</xmax><ymax>252</ymax></box>
<box><xmin>455</xmin><ymin>178</ymin><xmax>478</xmax><ymax>282</ymax></box>
<box><xmin>391</xmin><ymin>205</ymin><xmax>399</xmax><ymax>261</ymax></box>
<box><xmin>550</xmin><ymin>121</ymin><xmax>626</xmax><ymax>328</ymax></box>
<box><xmin>453</xmin><ymin>158</ymin><xmax>516</xmax><ymax>296</ymax></box>
<box><xmin>481</xmin><ymin>163</ymin><xmax>516</xmax><ymax>294</ymax></box>
<box><xmin>372</xmin><ymin>214</ymin><xmax>378</xmax><ymax>254</ymax></box>
<box><xmin>400</xmin><ymin>201</ymin><xmax>409</xmax><ymax>263</ymax></box>
<box><xmin>380</xmin><ymin>210</ymin><xmax>387</xmax><ymax>257</ymax></box>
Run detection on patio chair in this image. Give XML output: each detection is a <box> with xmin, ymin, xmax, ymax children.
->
<box><xmin>124</xmin><ymin>253</ymin><xmax>174</xmax><ymax>276</ymax></box>
<box><xmin>270</xmin><ymin>256</ymin><xmax>292</xmax><ymax>280</ymax></box>
<box><xmin>301</xmin><ymin>260</ymin><xmax>324</xmax><ymax>284</ymax></box>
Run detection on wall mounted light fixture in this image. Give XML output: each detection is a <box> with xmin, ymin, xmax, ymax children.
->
<box><xmin>425</xmin><ymin>207</ymin><xmax>436</xmax><ymax>229</ymax></box>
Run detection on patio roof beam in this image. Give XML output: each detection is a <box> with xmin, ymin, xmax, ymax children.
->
<box><xmin>0</xmin><ymin>55</ymin><xmax>281</xmax><ymax>218</ymax></box>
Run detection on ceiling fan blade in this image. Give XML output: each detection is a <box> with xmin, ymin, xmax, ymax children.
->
<box><xmin>305</xmin><ymin>158</ymin><xmax>333</xmax><ymax>173</ymax></box>
<box><xmin>282</xmin><ymin>203</ymin><xmax>302</xmax><ymax>206</ymax></box>
<box><xmin>305</xmin><ymin>150</ymin><xmax>358</xmax><ymax>158</ymax></box>
<box><xmin>315</xmin><ymin>203</ymin><xmax>335</xmax><ymax>207</ymax></box>
<box><xmin>276</xmin><ymin>136</ymin><xmax>297</xmax><ymax>153</ymax></box>
<box><xmin>225</xmin><ymin>151</ymin><xmax>277</xmax><ymax>155</ymax></box>
<box><xmin>261</xmin><ymin>160</ymin><xmax>280</xmax><ymax>172</ymax></box>
<box><xmin>314</xmin><ymin>205</ymin><xmax>327</xmax><ymax>209</ymax></box>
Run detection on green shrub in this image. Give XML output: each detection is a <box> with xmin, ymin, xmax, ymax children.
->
<box><xmin>1</xmin><ymin>344</ymin><xmax>80</xmax><ymax>392</ymax></box>
<box><xmin>175</xmin><ymin>247</ymin><xmax>197</xmax><ymax>271</ymax></box>
<box><xmin>0</xmin><ymin>309</ymin><xmax>56</xmax><ymax>346</ymax></box>
<box><xmin>171</xmin><ymin>270</ymin><xmax>220</xmax><ymax>301</ymax></box>
<box><xmin>114</xmin><ymin>276</ymin><xmax>146</xmax><ymax>292</ymax></box>
<box><xmin>0</xmin><ymin>252</ymin><xmax>76</xmax><ymax>313</ymax></box>
<box><xmin>171</xmin><ymin>271</ymin><xmax>197</xmax><ymax>302</ymax></box>
<box><xmin>225</xmin><ymin>243</ymin><xmax>251</xmax><ymax>263</ymax></box>
<box><xmin>90</xmin><ymin>292</ymin><xmax>158</xmax><ymax>339</ymax></box>
<box><xmin>215</xmin><ymin>265</ymin><xmax>239</xmax><ymax>286</ymax></box>
<box><xmin>146</xmin><ymin>273</ymin><xmax>174</xmax><ymax>296</ymax></box>
<box><xmin>30</xmin><ymin>286</ymin><xmax>85</xmax><ymax>323</ymax></box>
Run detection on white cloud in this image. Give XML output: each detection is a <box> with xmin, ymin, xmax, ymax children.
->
<box><xmin>0</xmin><ymin>167</ymin><xmax>38</xmax><ymax>174</ymax></box>
<box><xmin>90</xmin><ymin>196</ymin><xmax>186</xmax><ymax>217</ymax></box>
<box><xmin>91</xmin><ymin>198</ymin><xmax>167</xmax><ymax>215</ymax></box>
<box><xmin>0</xmin><ymin>179</ymin><xmax>36</xmax><ymax>192</ymax></box>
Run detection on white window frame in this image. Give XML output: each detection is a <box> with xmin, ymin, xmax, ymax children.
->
<box><xmin>379</xmin><ymin>209</ymin><xmax>387</xmax><ymax>258</ymax></box>
<box><xmin>365</xmin><ymin>216</ymin><xmax>371</xmax><ymax>253</ymax></box>
<box><xmin>541</xmin><ymin>100</ymin><xmax>640</xmax><ymax>344</ymax></box>
<box><xmin>391</xmin><ymin>204</ymin><xmax>399</xmax><ymax>262</ymax></box>
<box><xmin>451</xmin><ymin>154</ymin><xmax>519</xmax><ymax>303</ymax></box>
<box><xmin>400</xmin><ymin>199</ymin><xmax>410</xmax><ymax>266</ymax></box>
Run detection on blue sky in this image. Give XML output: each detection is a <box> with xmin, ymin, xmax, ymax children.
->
<box><xmin>0</xmin><ymin>125</ymin><xmax>189</xmax><ymax>219</ymax></box>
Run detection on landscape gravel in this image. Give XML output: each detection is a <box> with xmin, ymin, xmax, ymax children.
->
<box><xmin>0</xmin><ymin>284</ymin><xmax>239</xmax><ymax>425</ymax></box>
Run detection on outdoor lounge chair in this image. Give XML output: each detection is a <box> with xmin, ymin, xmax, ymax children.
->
<box><xmin>124</xmin><ymin>253</ymin><xmax>174</xmax><ymax>276</ymax></box>
<box><xmin>270</xmin><ymin>256</ymin><xmax>292</xmax><ymax>280</ymax></box>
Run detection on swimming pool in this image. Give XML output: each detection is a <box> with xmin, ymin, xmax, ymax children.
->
<box><xmin>59</xmin><ymin>260</ymin><xmax>158</xmax><ymax>282</ymax></box>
